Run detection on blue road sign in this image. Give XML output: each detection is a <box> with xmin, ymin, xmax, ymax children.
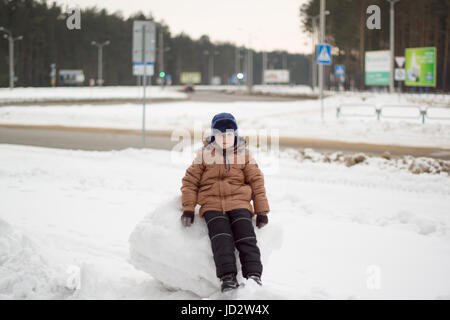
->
<box><xmin>316</xmin><ymin>44</ymin><xmax>332</xmax><ymax>65</ymax></box>
<box><xmin>335</xmin><ymin>65</ymin><xmax>345</xmax><ymax>76</ymax></box>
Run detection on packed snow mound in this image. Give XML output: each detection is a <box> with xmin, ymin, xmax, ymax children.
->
<box><xmin>128</xmin><ymin>195</ymin><xmax>283</xmax><ymax>298</ymax></box>
<box><xmin>0</xmin><ymin>219</ymin><xmax>65</xmax><ymax>299</ymax></box>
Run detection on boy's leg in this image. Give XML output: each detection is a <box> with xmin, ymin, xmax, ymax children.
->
<box><xmin>227</xmin><ymin>208</ymin><xmax>263</xmax><ymax>279</ymax></box>
<box><xmin>203</xmin><ymin>210</ymin><xmax>237</xmax><ymax>279</ymax></box>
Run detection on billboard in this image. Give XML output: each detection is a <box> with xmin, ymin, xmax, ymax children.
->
<box><xmin>405</xmin><ymin>47</ymin><xmax>436</xmax><ymax>87</ymax></box>
<box><xmin>59</xmin><ymin>69</ymin><xmax>85</xmax><ymax>85</ymax></box>
<box><xmin>365</xmin><ymin>50</ymin><xmax>390</xmax><ymax>86</ymax></box>
<box><xmin>263</xmin><ymin>70</ymin><xmax>289</xmax><ymax>84</ymax></box>
<box><xmin>180</xmin><ymin>72</ymin><xmax>202</xmax><ymax>84</ymax></box>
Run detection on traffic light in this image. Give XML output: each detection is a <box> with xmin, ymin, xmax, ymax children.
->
<box><xmin>159</xmin><ymin>71</ymin><xmax>165</xmax><ymax>78</ymax></box>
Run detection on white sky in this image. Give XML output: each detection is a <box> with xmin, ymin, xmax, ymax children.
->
<box><xmin>53</xmin><ymin>0</ymin><xmax>312</xmax><ymax>54</ymax></box>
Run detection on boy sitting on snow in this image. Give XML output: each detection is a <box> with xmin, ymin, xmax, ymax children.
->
<box><xmin>180</xmin><ymin>112</ymin><xmax>270</xmax><ymax>293</ymax></box>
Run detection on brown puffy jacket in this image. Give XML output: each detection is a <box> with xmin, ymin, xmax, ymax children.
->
<box><xmin>181</xmin><ymin>136</ymin><xmax>270</xmax><ymax>217</ymax></box>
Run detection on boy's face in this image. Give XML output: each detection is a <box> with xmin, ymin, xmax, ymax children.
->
<box><xmin>214</xmin><ymin>131</ymin><xmax>235</xmax><ymax>149</ymax></box>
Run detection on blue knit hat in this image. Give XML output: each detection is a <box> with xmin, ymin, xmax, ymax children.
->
<box><xmin>209</xmin><ymin>112</ymin><xmax>238</xmax><ymax>147</ymax></box>
<box><xmin>211</xmin><ymin>112</ymin><xmax>238</xmax><ymax>134</ymax></box>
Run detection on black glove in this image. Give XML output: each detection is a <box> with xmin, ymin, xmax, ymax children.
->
<box><xmin>256</xmin><ymin>212</ymin><xmax>268</xmax><ymax>228</ymax></box>
<box><xmin>181</xmin><ymin>211</ymin><xmax>194</xmax><ymax>227</ymax></box>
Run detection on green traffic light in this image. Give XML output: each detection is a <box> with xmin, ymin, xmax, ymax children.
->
<box><xmin>159</xmin><ymin>72</ymin><xmax>165</xmax><ymax>78</ymax></box>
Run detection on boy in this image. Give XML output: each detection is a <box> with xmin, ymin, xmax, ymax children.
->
<box><xmin>180</xmin><ymin>112</ymin><xmax>270</xmax><ymax>293</ymax></box>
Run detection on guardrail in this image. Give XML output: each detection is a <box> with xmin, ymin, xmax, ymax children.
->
<box><xmin>336</xmin><ymin>104</ymin><xmax>450</xmax><ymax>124</ymax></box>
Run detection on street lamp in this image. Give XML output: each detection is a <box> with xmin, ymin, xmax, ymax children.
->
<box><xmin>203</xmin><ymin>48</ymin><xmax>219</xmax><ymax>85</ymax></box>
<box><xmin>0</xmin><ymin>27</ymin><xmax>23</xmax><ymax>89</ymax></box>
<box><xmin>91</xmin><ymin>40</ymin><xmax>110</xmax><ymax>86</ymax></box>
<box><xmin>386</xmin><ymin>0</ymin><xmax>400</xmax><ymax>93</ymax></box>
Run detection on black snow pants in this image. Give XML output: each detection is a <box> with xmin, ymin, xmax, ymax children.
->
<box><xmin>203</xmin><ymin>208</ymin><xmax>263</xmax><ymax>279</ymax></box>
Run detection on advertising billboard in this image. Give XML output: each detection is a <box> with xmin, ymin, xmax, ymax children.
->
<box><xmin>263</xmin><ymin>70</ymin><xmax>289</xmax><ymax>84</ymax></box>
<box><xmin>365</xmin><ymin>50</ymin><xmax>390</xmax><ymax>86</ymax></box>
<box><xmin>180</xmin><ymin>72</ymin><xmax>202</xmax><ymax>84</ymax></box>
<box><xmin>405</xmin><ymin>47</ymin><xmax>436</xmax><ymax>87</ymax></box>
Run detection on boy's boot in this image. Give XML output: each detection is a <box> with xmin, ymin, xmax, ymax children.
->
<box><xmin>247</xmin><ymin>273</ymin><xmax>262</xmax><ymax>286</ymax></box>
<box><xmin>220</xmin><ymin>273</ymin><xmax>239</xmax><ymax>292</ymax></box>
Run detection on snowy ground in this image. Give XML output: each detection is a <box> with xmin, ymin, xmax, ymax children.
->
<box><xmin>1</xmin><ymin>92</ymin><xmax>449</xmax><ymax>148</ymax></box>
<box><xmin>0</xmin><ymin>86</ymin><xmax>187</xmax><ymax>103</ymax></box>
<box><xmin>1</xmin><ymin>143</ymin><xmax>449</xmax><ymax>299</ymax></box>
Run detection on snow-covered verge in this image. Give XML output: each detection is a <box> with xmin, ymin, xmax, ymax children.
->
<box><xmin>1</xmin><ymin>93</ymin><xmax>449</xmax><ymax>149</ymax></box>
<box><xmin>0</xmin><ymin>86</ymin><xmax>187</xmax><ymax>103</ymax></box>
<box><xmin>0</xmin><ymin>143</ymin><xmax>449</xmax><ymax>299</ymax></box>
<box><xmin>284</xmin><ymin>148</ymin><xmax>450</xmax><ymax>175</ymax></box>
<box><xmin>193</xmin><ymin>85</ymin><xmax>450</xmax><ymax>105</ymax></box>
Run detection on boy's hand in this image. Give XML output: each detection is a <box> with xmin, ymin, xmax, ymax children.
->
<box><xmin>181</xmin><ymin>211</ymin><xmax>195</xmax><ymax>227</ymax></box>
<box><xmin>256</xmin><ymin>212</ymin><xmax>268</xmax><ymax>228</ymax></box>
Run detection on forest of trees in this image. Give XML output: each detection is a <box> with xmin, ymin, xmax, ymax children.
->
<box><xmin>0</xmin><ymin>0</ymin><xmax>310</xmax><ymax>87</ymax></box>
<box><xmin>300</xmin><ymin>0</ymin><xmax>449</xmax><ymax>91</ymax></box>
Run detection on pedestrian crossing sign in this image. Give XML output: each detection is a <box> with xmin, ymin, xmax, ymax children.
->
<box><xmin>316</xmin><ymin>44</ymin><xmax>332</xmax><ymax>65</ymax></box>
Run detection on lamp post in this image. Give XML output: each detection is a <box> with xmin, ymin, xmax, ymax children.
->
<box><xmin>0</xmin><ymin>27</ymin><xmax>23</xmax><ymax>89</ymax></box>
<box><xmin>203</xmin><ymin>48</ymin><xmax>219</xmax><ymax>85</ymax></box>
<box><xmin>386</xmin><ymin>0</ymin><xmax>400</xmax><ymax>93</ymax></box>
<box><xmin>91</xmin><ymin>40</ymin><xmax>110</xmax><ymax>86</ymax></box>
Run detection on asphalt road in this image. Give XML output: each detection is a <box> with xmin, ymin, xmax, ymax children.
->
<box><xmin>0</xmin><ymin>88</ymin><xmax>301</xmax><ymax>106</ymax></box>
<box><xmin>186</xmin><ymin>90</ymin><xmax>301</xmax><ymax>102</ymax></box>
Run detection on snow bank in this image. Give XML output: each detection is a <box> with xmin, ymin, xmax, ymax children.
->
<box><xmin>282</xmin><ymin>148</ymin><xmax>450</xmax><ymax>175</ymax></box>
<box><xmin>129</xmin><ymin>195</ymin><xmax>283</xmax><ymax>298</ymax></box>
<box><xmin>0</xmin><ymin>86</ymin><xmax>187</xmax><ymax>103</ymax></box>
<box><xmin>0</xmin><ymin>219</ymin><xmax>64</xmax><ymax>299</ymax></box>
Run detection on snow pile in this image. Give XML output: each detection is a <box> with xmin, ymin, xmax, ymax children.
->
<box><xmin>129</xmin><ymin>195</ymin><xmax>283</xmax><ymax>297</ymax></box>
<box><xmin>0</xmin><ymin>219</ymin><xmax>65</xmax><ymax>299</ymax></box>
<box><xmin>282</xmin><ymin>148</ymin><xmax>450</xmax><ymax>175</ymax></box>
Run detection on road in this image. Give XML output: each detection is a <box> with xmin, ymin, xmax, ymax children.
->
<box><xmin>186</xmin><ymin>90</ymin><xmax>301</xmax><ymax>102</ymax></box>
<box><xmin>0</xmin><ymin>88</ymin><xmax>301</xmax><ymax>106</ymax></box>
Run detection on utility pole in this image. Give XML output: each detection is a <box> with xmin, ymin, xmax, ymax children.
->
<box><xmin>247</xmin><ymin>47</ymin><xmax>253</xmax><ymax>92</ymax></box>
<box><xmin>262</xmin><ymin>51</ymin><xmax>267</xmax><ymax>84</ymax></box>
<box><xmin>319</xmin><ymin>0</ymin><xmax>326</xmax><ymax>120</ymax></box>
<box><xmin>247</xmin><ymin>34</ymin><xmax>253</xmax><ymax>93</ymax></box>
<box><xmin>311</xmin><ymin>16</ymin><xmax>317</xmax><ymax>91</ymax></box>
<box><xmin>203</xmin><ymin>48</ymin><xmax>219</xmax><ymax>84</ymax></box>
<box><xmin>91</xmin><ymin>40</ymin><xmax>110</xmax><ymax>86</ymax></box>
<box><xmin>387</xmin><ymin>0</ymin><xmax>400</xmax><ymax>93</ymax></box>
<box><xmin>235</xmin><ymin>46</ymin><xmax>240</xmax><ymax>76</ymax></box>
<box><xmin>0</xmin><ymin>27</ymin><xmax>23</xmax><ymax>89</ymax></box>
<box><xmin>142</xmin><ymin>26</ymin><xmax>147</xmax><ymax>147</ymax></box>
<box><xmin>158</xmin><ymin>27</ymin><xmax>164</xmax><ymax>87</ymax></box>
<box><xmin>209</xmin><ymin>53</ymin><xmax>213</xmax><ymax>84</ymax></box>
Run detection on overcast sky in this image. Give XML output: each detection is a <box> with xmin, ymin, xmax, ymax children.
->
<box><xmin>53</xmin><ymin>0</ymin><xmax>312</xmax><ymax>54</ymax></box>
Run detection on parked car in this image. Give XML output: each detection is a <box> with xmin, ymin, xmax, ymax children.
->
<box><xmin>183</xmin><ymin>84</ymin><xmax>195</xmax><ymax>92</ymax></box>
